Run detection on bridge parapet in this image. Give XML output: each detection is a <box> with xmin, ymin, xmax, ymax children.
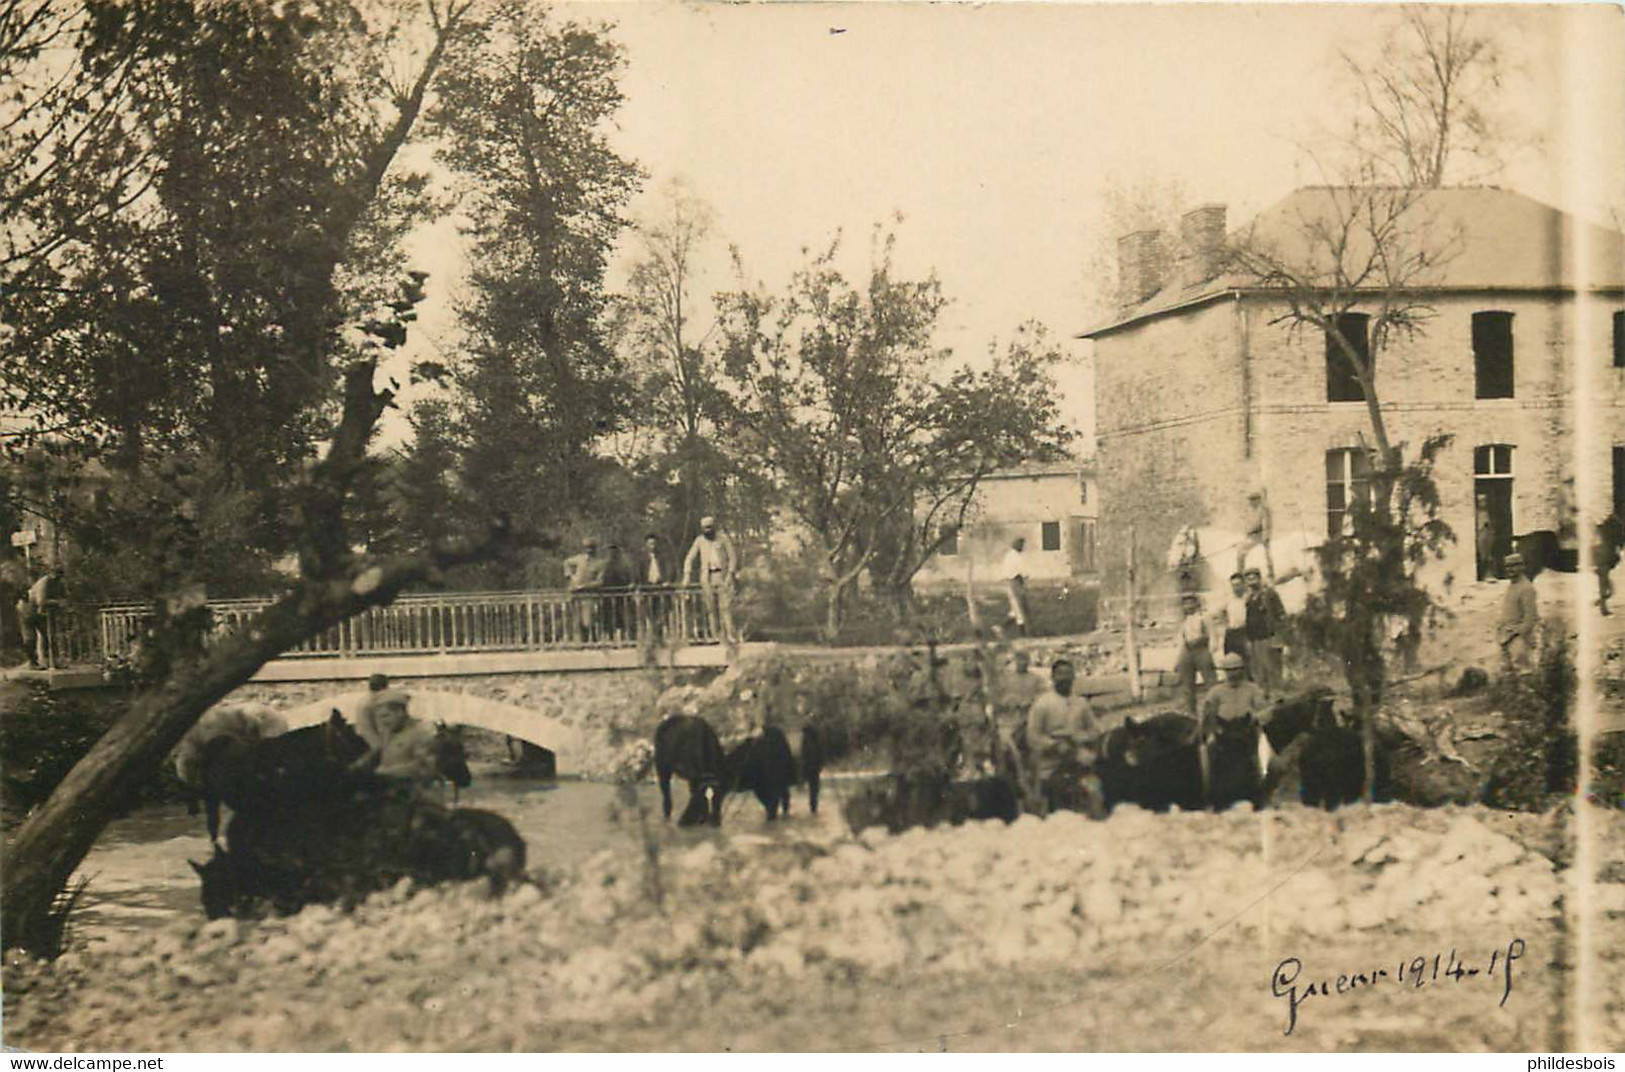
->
<box><xmin>52</xmin><ymin>586</ymin><xmax>726</xmax><ymax>671</ymax></box>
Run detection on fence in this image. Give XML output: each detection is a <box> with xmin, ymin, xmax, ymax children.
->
<box><xmin>38</xmin><ymin>586</ymin><xmax>726</xmax><ymax>668</ymax></box>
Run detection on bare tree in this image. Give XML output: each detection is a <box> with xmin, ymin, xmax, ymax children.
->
<box><xmin>612</xmin><ymin>179</ymin><xmax>742</xmax><ymax>544</ymax></box>
<box><xmin>1228</xmin><ymin>170</ymin><xmax>1462</xmax><ymax>803</ymax></box>
<box><xmin>1338</xmin><ymin>6</ymin><xmax>1525</xmax><ymax>188</ymax></box>
<box><xmin>1079</xmin><ymin>171</ymin><xmax>1190</xmax><ymax>323</ymax></box>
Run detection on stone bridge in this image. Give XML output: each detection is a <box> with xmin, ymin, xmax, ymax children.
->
<box><xmin>217</xmin><ymin>646</ymin><xmax>755</xmax><ymax>776</ymax></box>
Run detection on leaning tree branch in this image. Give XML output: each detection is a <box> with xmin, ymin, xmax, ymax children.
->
<box><xmin>0</xmin><ymin>509</ymin><xmax>518</xmax><ymax>955</ymax></box>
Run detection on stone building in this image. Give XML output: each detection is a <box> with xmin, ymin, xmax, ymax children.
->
<box><xmin>1082</xmin><ymin>186</ymin><xmax>1625</xmax><ymax>597</ymax></box>
<box><xmin>912</xmin><ymin>461</ymin><xmax>1098</xmax><ymax>590</ymax></box>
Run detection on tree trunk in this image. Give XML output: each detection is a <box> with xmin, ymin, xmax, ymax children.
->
<box><xmin>823</xmin><ymin>580</ymin><xmax>846</xmax><ymax>642</ymax></box>
<box><xmin>0</xmin><ymin>536</ymin><xmax>508</xmax><ymax>956</ymax></box>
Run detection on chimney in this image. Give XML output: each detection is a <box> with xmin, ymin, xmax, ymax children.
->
<box><xmin>1179</xmin><ymin>203</ymin><xmax>1228</xmax><ymax>282</ymax></box>
<box><xmin>1116</xmin><ymin>229</ymin><xmax>1168</xmax><ymax>307</ymax></box>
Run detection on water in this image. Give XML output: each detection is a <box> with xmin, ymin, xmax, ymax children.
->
<box><xmin>68</xmin><ymin>767</ymin><xmax>843</xmax><ymax>949</ymax></box>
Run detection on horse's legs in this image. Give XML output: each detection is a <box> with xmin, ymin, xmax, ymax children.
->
<box><xmin>658</xmin><ymin>767</ymin><xmax>674</xmax><ymax>821</ymax></box>
<box><xmin>808</xmin><ymin>772</ymin><xmax>821</xmax><ymax>815</ymax></box>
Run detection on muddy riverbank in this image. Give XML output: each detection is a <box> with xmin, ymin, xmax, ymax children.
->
<box><xmin>8</xmin><ymin>802</ymin><xmax>1619</xmax><ymax>1052</ymax></box>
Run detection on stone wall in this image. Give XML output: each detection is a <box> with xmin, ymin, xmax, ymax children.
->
<box><xmin>226</xmin><ymin>666</ymin><xmax>722</xmax><ymax>777</ymax></box>
<box><xmin>1094</xmin><ymin>299</ymin><xmax>1247</xmax><ymax>598</ymax></box>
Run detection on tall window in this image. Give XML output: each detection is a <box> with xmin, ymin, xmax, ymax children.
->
<box><xmin>1613</xmin><ymin>311</ymin><xmax>1624</xmax><ymax>369</ymax></box>
<box><xmin>1041</xmin><ymin>520</ymin><xmax>1062</xmax><ymax>551</ymax></box>
<box><xmin>938</xmin><ymin>525</ymin><xmax>959</xmax><ymax>556</ymax></box>
<box><xmin>1473</xmin><ymin>311</ymin><xmax>1515</xmax><ymax>399</ymax></box>
<box><xmin>1326</xmin><ymin>448</ymin><xmax>1371</xmax><ymax>537</ymax></box>
<box><xmin>1325</xmin><ymin>313</ymin><xmax>1370</xmax><ymax>403</ymax></box>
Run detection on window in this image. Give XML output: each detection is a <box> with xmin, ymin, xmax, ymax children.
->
<box><xmin>938</xmin><ymin>525</ymin><xmax>959</xmax><ymax>557</ymax></box>
<box><xmin>1473</xmin><ymin>311</ymin><xmax>1515</xmax><ymax>399</ymax></box>
<box><xmin>1325</xmin><ymin>313</ymin><xmax>1370</xmax><ymax>403</ymax></box>
<box><xmin>1326</xmin><ymin>448</ymin><xmax>1372</xmax><ymax>537</ymax></box>
<box><xmin>1614</xmin><ymin>311</ymin><xmax>1624</xmax><ymax>369</ymax></box>
<box><xmin>1615</xmin><ymin>446</ymin><xmax>1624</xmax><ymax>518</ymax></box>
<box><xmin>1474</xmin><ymin>443</ymin><xmax>1514</xmax><ymax>477</ymax></box>
<box><xmin>1041</xmin><ymin>520</ymin><xmax>1061</xmax><ymax>552</ymax></box>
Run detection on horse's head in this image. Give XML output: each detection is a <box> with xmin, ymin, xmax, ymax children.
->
<box><xmin>190</xmin><ymin>845</ymin><xmax>239</xmax><ymax>921</ymax></box>
<box><xmin>323</xmin><ymin>709</ymin><xmax>368</xmax><ymax>766</ymax></box>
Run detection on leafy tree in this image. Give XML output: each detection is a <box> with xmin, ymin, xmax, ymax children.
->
<box><xmin>427</xmin><ymin>0</ymin><xmax>640</xmax><ymax>561</ymax></box>
<box><xmin>0</xmin><ymin>0</ymin><xmax>499</xmax><ymax>955</ymax></box>
<box><xmin>716</xmin><ymin>223</ymin><xmax>1073</xmax><ymax>639</ymax></box>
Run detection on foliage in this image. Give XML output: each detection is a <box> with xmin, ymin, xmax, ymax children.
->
<box><xmin>610</xmin><ymin>179</ymin><xmax>774</xmax><ymax>549</ymax></box>
<box><xmin>1296</xmin><ymin>434</ymin><xmax>1456</xmax><ymax>708</ymax></box>
<box><xmin>0</xmin><ymin>0</ymin><xmax>539</xmax><ymax>958</ymax></box>
<box><xmin>1481</xmin><ymin>639</ymin><xmax>1577</xmax><ymax>812</ymax></box>
<box><xmin>0</xmin><ymin>684</ymin><xmax>187</xmax><ymax>820</ymax></box>
<box><xmin>1229</xmin><ymin>168</ymin><xmax>1465</xmax><ymax>802</ymax></box>
<box><xmin>1591</xmin><ymin>730</ymin><xmax>1625</xmax><ymax>810</ymax></box>
<box><xmin>2</xmin><ymin>0</ymin><xmax>468</xmax><ymax>608</ymax></box>
<box><xmin>715</xmin><ymin>222</ymin><xmax>1074</xmax><ymax>638</ymax></box>
<box><xmin>425</xmin><ymin>0</ymin><xmax>641</xmax><ymax>557</ymax></box>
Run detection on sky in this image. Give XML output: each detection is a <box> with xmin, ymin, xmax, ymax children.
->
<box><xmin>387</xmin><ymin>2</ymin><xmax>1625</xmax><ymax>451</ymax></box>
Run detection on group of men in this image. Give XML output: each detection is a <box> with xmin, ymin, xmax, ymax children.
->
<box><xmin>1174</xmin><ymin>567</ymin><xmax>1288</xmax><ymax>719</ymax></box>
<box><xmin>1001</xmin><ymin>645</ymin><xmax>1271</xmax><ymax>812</ymax></box>
<box><xmin>561</xmin><ymin>515</ymin><xmax>741</xmax><ymax>646</ymax></box>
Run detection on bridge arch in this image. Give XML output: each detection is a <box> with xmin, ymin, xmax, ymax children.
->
<box><xmin>282</xmin><ymin>689</ymin><xmax>589</xmax><ymax>772</ymax></box>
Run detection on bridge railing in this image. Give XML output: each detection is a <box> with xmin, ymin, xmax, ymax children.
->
<box><xmin>79</xmin><ymin>586</ymin><xmax>725</xmax><ymax>666</ymax></box>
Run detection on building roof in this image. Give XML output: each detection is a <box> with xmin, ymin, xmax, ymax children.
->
<box><xmin>1082</xmin><ymin>186</ymin><xmax>1625</xmax><ymax>338</ymax></box>
<box><xmin>982</xmin><ymin>459</ymin><xmax>1094</xmax><ymax>481</ymax></box>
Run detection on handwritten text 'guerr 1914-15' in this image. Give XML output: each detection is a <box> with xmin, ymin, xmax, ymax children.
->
<box><xmin>1271</xmin><ymin>938</ymin><xmax>1526</xmax><ymax>1036</ymax></box>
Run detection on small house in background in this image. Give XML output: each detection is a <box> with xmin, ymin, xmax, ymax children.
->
<box><xmin>912</xmin><ymin>460</ymin><xmax>1099</xmax><ymax>590</ymax></box>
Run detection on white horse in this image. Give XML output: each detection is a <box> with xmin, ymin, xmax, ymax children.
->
<box><xmin>173</xmin><ymin>702</ymin><xmax>290</xmax><ymax>788</ymax></box>
<box><xmin>1165</xmin><ymin>525</ymin><xmax>1325</xmax><ymax>614</ymax></box>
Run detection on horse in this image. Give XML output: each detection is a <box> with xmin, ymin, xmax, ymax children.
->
<box><xmin>195</xmin><ymin>709</ymin><xmax>367</xmax><ymax>845</ymax></box>
<box><xmin>1166</xmin><ymin>525</ymin><xmax>1324</xmax><ymax>613</ymax></box>
<box><xmin>653</xmin><ymin>715</ymin><xmax>728</xmax><ymax>826</ymax></box>
<box><xmin>193</xmin><ymin>797</ymin><xmax>529</xmax><ymax>919</ymax></box>
<box><xmin>174</xmin><ymin>703</ymin><xmax>289</xmax><ymax>793</ymax></box>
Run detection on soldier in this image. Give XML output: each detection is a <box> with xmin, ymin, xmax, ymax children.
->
<box><xmin>1025</xmin><ymin>658</ymin><xmax>1102</xmax><ymax>811</ymax></box>
<box><xmin>1497</xmin><ymin>552</ymin><xmax>1540</xmax><ymax>670</ymax></box>
<box><xmin>564</xmin><ymin>536</ymin><xmax>606</xmax><ymax>641</ymax></box>
<box><xmin>1596</xmin><ymin>511</ymin><xmax>1623</xmax><ymax>617</ymax></box>
<box><xmin>1244</xmin><ymin>567</ymin><xmax>1287</xmax><ymax>696</ymax></box>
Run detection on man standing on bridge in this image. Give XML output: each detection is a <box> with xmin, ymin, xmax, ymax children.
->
<box><xmin>565</xmin><ymin>536</ymin><xmax>606</xmax><ymax>642</ymax></box>
<box><xmin>684</xmin><ymin>515</ymin><xmax>739</xmax><ymax>646</ymax></box>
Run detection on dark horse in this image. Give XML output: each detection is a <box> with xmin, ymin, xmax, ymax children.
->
<box><xmin>654</xmin><ymin>715</ymin><xmax>728</xmax><ymax>826</ymax></box>
<box><xmin>197</xmin><ymin>710</ymin><xmax>367</xmax><ymax>845</ymax></box>
<box><xmin>197</xmin><ymin>713</ymin><xmax>472</xmax><ymax>843</ymax></box>
<box><xmin>190</xmin><ymin>711</ymin><xmax>522</xmax><ymax>920</ymax></box>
